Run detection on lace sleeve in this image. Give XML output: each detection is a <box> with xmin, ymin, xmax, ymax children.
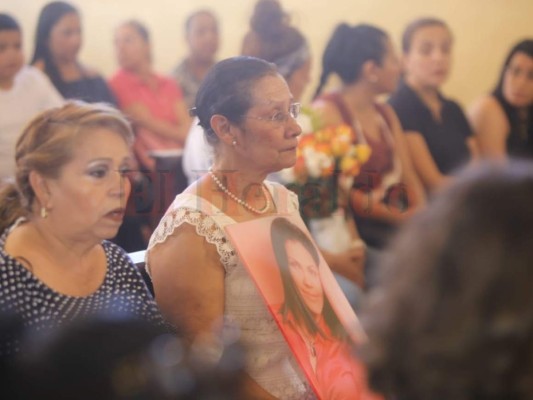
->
<box><xmin>146</xmin><ymin>207</ymin><xmax>239</xmax><ymax>276</ymax></box>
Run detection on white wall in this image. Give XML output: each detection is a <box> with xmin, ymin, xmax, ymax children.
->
<box><xmin>4</xmin><ymin>0</ymin><xmax>533</xmax><ymax>106</ymax></box>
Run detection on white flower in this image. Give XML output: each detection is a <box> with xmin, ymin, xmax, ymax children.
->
<box><xmin>304</xmin><ymin>147</ymin><xmax>333</xmax><ymax>178</ymax></box>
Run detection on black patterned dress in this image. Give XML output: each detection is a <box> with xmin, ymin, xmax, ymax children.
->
<box><xmin>0</xmin><ymin>223</ymin><xmax>164</xmax><ymax>355</ymax></box>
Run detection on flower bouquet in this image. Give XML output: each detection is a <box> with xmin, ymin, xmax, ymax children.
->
<box><xmin>281</xmin><ymin>112</ymin><xmax>371</xmax><ymax>221</ymax></box>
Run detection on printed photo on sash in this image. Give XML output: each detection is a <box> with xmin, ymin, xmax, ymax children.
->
<box><xmin>226</xmin><ymin>215</ymin><xmax>374</xmax><ymax>400</ymax></box>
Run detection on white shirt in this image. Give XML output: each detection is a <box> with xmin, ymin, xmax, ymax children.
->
<box><xmin>0</xmin><ymin>66</ymin><xmax>63</xmax><ymax>180</ymax></box>
<box><xmin>181</xmin><ymin>117</ymin><xmax>213</xmax><ymax>186</ymax></box>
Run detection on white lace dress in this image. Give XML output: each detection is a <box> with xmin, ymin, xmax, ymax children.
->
<box><xmin>147</xmin><ymin>181</ymin><xmax>315</xmax><ymax>399</ymax></box>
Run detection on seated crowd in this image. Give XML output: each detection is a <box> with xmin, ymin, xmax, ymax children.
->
<box><xmin>0</xmin><ymin>0</ymin><xmax>532</xmax><ymax>399</ymax></box>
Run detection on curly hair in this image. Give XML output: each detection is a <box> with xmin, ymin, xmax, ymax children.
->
<box><xmin>360</xmin><ymin>161</ymin><xmax>533</xmax><ymax>400</ymax></box>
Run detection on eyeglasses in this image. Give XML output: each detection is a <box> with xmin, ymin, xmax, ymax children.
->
<box><xmin>243</xmin><ymin>102</ymin><xmax>301</xmax><ymax>124</ymax></box>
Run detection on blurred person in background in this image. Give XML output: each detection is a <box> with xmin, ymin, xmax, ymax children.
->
<box><xmin>0</xmin><ymin>13</ymin><xmax>62</xmax><ymax>184</ymax></box>
<box><xmin>389</xmin><ymin>18</ymin><xmax>478</xmax><ymax>193</ymax></box>
<box><xmin>313</xmin><ymin>23</ymin><xmax>425</xmax><ymax>256</ymax></box>
<box><xmin>14</xmin><ymin>316</ymin><xmax>246</xmax><ymax>399</ymax></box>
<box><xmin>172</xmin><ymin>9</ymin><xmax>219</xmax><ymax>109</ymax></box>
<box><xmin>468</xmin><ymin>39</ymin><xmax>533</xmax><ymax>160</ymax></box>
<box><xmin>361</xmin><ymin>161</ymin><xmax>533</xmax><ymax>400</ymax></box>
<box><xmin>110</xmin><ymin>19</ymin><xmax>191</xmax><ymax>172</ymax></box>
<box><xmin>31</xmin><ymin>1</ymin><xmax>116</xmax><ymax>104</ymax></box>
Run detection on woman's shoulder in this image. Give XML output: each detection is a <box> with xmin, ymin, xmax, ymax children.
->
<box><xmin>469</xmin><ymin>94</ymin><xmax>505</xmax><ymax>117</ymax></box>
<box><xmin>468</xmin><ymin>94</ymin><xmax>508</xmax><ymax>129</ymax></box>
<box><xmin>102</xmin><ymin>241</ymin><xmax>134</xmax><ymax>269</ymax></box>
<box><xmin>311</xmin><ymin>93</ymin><xmax>348</xmax><ymax>126</ymax></box>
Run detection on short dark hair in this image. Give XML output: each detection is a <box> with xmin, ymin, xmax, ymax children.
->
<box><xmin>314</xmin><ymin>23</ymin><xmax>388</xmax><ymax>98</ymax></box>
<box><xmin>194</xmin><ymin>56</ymin><xmax>278</xmax><ymax>146</ymax></box>
<box><xmin>270</xmin><ymin>217</ymin><xmax>345</xmax><ymax>340</ymax></box>
<box><xmin>401</xmin><ymin>17</ymin><xmax>450</xmax><ymax>53</ymax></box>
<box><xmin>0</xmin><ymin>13</ymin><xmax>20</xmax><ymax>32</ymax></box>
<box><xmin>360</xmin><ymin>161</ymin><xmax>533</xmax><ymax>400</ymax></box>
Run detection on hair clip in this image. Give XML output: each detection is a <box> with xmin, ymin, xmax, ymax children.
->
<box><xmin>189</xmin><ymin>107</ymin><xmax>198</xmax><ymax>117</ymax></box>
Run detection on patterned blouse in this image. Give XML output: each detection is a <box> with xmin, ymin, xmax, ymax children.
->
<box><xmin>0</xmin><ymin>221</ymin><xmax>164</xmax><ymax>355</ymax></box>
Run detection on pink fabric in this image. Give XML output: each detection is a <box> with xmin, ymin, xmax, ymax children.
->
<box><xmin>280</xmin><ymin>310</ymin><xmax>382</xmax><ymax>400</ymax></box>
<box><xmin>109</xmin><ymin>69</ymin><xmax>183</xmax><ymax>170</ymax></box>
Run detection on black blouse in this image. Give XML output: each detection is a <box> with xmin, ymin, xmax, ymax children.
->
<box><xmin>56</xmin><ymin>75</ymin><xmax>117</xmax><ymax>106</ymax></box>
<box><xmin>389</xmin><ymin>81</ymin><xmax>472</xmax><ymax>174</ymax></box>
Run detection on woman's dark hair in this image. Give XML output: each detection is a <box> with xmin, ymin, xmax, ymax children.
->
<box><xmin>360</xmin><ymin>161</ymin><xmax>533</xmax><ymax>400</ymax></box>
<box><xmin>241</xmin><ymin>0</ymin><xmax>308</xmax><ymax>78</ymax></box>
<box><xmin>270</xmin><ymin>217</ymin><xmax>345</xmax><ymax>340</ymax></box>
<box><xmin>314</xmin><ymin>23</ymin><xmax>388</xmax><ymax>99</ymax></box>
<box><xmin>31</xmin><ymin>1</ymin><xmax>78</xmax><ymax>90</ymax></box>
<box><xmin>401</xmin><ymin>17</ymin><xmax>450</xmax><ymax>54</ymax></box>
<box><xmin>492</xmin><ymin>39</ymin><xmax>533</xmax><ymax>141</ymax></box>
<box><xmin>0</xmin><ymin>101</ymin><xmax>133</xmax><ymax>234</ymax></box>
<box><xmin>194</xmin><ymin>56</ymin><xmax>277</xmax><ymax>146</ymax></box>
<box><xmin>0</xmin><ymin>13</ymin><xmax>20</xmax><ymax>32</ymax></box>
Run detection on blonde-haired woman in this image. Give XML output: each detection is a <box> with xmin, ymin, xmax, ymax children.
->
<box><xmin>0</xmin><ymin>101</ymin><xmax>163</xmax><ymax>354</ymax></box>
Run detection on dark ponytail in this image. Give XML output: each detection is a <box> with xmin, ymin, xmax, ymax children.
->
<box><xmin>314</xmin><ymin>23</ymin><xmax>388</xmax><ymax>98</ymax></box>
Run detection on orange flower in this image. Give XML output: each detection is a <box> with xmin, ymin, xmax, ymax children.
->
<box><xmin>331</xmin><ymin>133</ymin><xmax>352</xmax><ymax>157</ymax></box>
<box><xmin>340</xmin><ymin>155</ymin><xmax>361</xmax><ymax>176</ymax></box>
<box><xmin>314</xmin><ymin>142</ymin><xmax>333</xmax><ymax>156</ymax></box>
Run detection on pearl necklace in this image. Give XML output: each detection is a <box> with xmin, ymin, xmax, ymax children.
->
<box><xmin>208</xmin><ymin>167</ymin><xmax>271</xmax><ymax>214</ymax></box>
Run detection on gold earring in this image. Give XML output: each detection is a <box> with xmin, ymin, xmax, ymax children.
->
<box><xmin>40</xmin><ymin>206</ymin><xmax>48</xmax><ymax>219</ymax></box>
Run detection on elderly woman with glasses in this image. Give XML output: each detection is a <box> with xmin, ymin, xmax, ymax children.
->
<box><xmin>146</xmin><ymin>56</ymin><xmax>317</xmax><ymax>399</ymax></box>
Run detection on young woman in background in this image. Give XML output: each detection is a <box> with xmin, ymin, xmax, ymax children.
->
<box><xmin>468</xmin><ymin>39</ymin><xmax>533</xmax><ymax>160</ymax></box>
<box><xmin>389</xmin><ymin>18</ymin><xmax>478</xmax><ymax>192</ymax></box>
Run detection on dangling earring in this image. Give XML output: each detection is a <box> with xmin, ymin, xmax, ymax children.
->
<box><xmin>40</xmin><ymin>206</ymin><xmax>48</xmax><ymax>219</ymax></box>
